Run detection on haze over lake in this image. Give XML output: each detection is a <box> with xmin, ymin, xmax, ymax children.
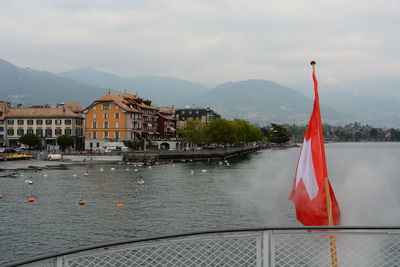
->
<box><xmin>1</xmin><ymin>142</ymin><xmax>400</xmax><ymax>264</ymax></box>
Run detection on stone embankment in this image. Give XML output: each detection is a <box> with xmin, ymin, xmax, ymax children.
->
<box><xmin>0</xmin><ymin>159</ymin><xmax>73</xmax><ymax>173</ymax></box>
<box><xmin>123</xmin><ymin>145</ymin><xmax>261</xmax><ymax>163</ymax></box>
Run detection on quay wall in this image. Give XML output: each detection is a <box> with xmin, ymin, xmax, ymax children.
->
<box><xmin>123</xmin><ymin>146</ymin><xmax>261</xmax><ymax>162</ymax></box>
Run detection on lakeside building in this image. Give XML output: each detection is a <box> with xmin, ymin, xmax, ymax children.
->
<box><xmin>174</xmin><ymin>107</ymin><xmax>221</xmax><ymax>128</ymax></box>
<box><xmin>83</xmin><ymin>93</ymin><xmax>160</xmax><ymax>151</ymax></box>
<box><xmin>5</xmin><ymin>104</ymin><xmax>84</xmax><ymax>148</ymax></box>
<box><xmin>0</xmin><ymin>102</ymin><xmax>10</xmax><ymax>146</ymax></box>
<box><xmin>157</xmin><ymin>107</ymin><xmax>177</xmax><ymax>138</ymax></box>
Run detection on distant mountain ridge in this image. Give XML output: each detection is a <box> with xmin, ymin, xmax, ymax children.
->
<box><xmin>193</xmin><ymin>79</ymin><xmax>351</xmax><ymax>125</ymax></box>
<box><xmin>0</xmin><ymin>59</ymin><xmax>113</xmax><ymax>106</ymax></box>
<box><xmin>1</xmin><ymin>58</ymin><xmax>400</xmax><ymax>127</ymax></box>
<box><xmin>58</xmin><ymin>68</ymin><xmax>209</xmax><ymax>106</ymax></box>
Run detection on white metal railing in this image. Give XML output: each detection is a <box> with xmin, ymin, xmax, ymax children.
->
<box><xmin>4</xmin><ymin>227</ymin><xmax>400</xmax><ymax>267</ymax></box>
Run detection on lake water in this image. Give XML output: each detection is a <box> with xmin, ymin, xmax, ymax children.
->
<box><xmin>1</xmin><ymin>142</ymin><xmax>400</xmax><ymax>264</ymax></box>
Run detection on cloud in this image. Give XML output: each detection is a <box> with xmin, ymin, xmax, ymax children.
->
<box><xmin>0</xmin><ymin>0</ymin><xmax>399</xmax><ymax>86</ymax></box>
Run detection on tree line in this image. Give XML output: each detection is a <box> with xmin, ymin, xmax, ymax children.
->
<box><xmin>178</xmin><ymin>119</ymin><xmax>265</xmax><ymax>146</ymax></box>
<box><xmin>286</xmin><ymin>122</ymin><xmax>400</xmax><ymax>142</ymax></box>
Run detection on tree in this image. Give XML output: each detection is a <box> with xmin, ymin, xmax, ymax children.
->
<box><xmin>268</xmin><ymin>123</ymin><xmax>291</xmax><ymax>144</ymax></box>
<box><xmin>57</xmin><ymin>135</ymin><xmax>75</xmax><ymax>151</ymax></box>
<box><xmin>124</xmin><ymin>140</ymin><xmax>143</xmax><ymax>150</ymax></box>
<box><xmin>19</xmin><ymin>133</ymin><xmax>40</xmax><ymax>149</ymax></box>
<box><xmin>177</xmin><ymin>120</ymin><xmax>206</xmax><ymax>146</ymax></box>
<box><xmin>204</xmin><ymin>119</ymin><xmax>236</xmax><ymax>145</ymax></box>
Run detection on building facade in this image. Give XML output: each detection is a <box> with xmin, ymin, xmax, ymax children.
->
<box><xmin>83</xmin><ymin>93</ymin><xmax>160</xmax><ymax>150</ymax></box>
<box><xmin>174</xmin><ymin>107</ymin><xmax>221</xmax><ymax>128</ymax></box>
<box><xmin>157</xmin><ymin>108</ymin><xmax>177</xmax><ymax>138</ymax></box>
<box><xmin>0</xmin><ymin>102</ymin><xmax>10</xmax><ymax>147</ymax></box>
<box><xmin>5</xmin><ymin>105</ymin><xmax>84</xmax><ymax>148</ymax></box>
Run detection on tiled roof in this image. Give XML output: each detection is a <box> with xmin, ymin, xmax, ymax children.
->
<box><xmin>64</xmin><ymin>102</ymin><xmax>84</xmax><ymax>113</ymax></box>
<box><xmin>160</xmin><ymin>107</ymin><xmax>174</xmax><ymax>114</ymax></box>
<box><xmin>6</xmin><ymin>108</ymin><xmax>83</xmax><ymax>118</ymax></box>
<box><xmin>157</xmin><ymin>112</ymin><xmax>176</xmax><ymax>121</ymax></box>
<box><xmin>87</xmin><ymin>93</ymin><xmax>160</xmax><ymax>113</ymax></box>
<box><xmin>94</xmin><ymin>94</ymin><xmax>142</xmax><ymax>113</ymax></box>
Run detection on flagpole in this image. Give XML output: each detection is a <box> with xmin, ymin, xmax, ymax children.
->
<box><xmin>311</xmin><ymin>61</ymin><xmax>339</xmax><ymax>267</ymax></box>
<box><xmin>324</xmin><ymin>177</ymin><xmax>338</xmax><ymax>267</ymax></box>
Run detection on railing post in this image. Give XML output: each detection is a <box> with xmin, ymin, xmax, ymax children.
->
<box><xmin>263</xmin><ymin>230</ymin><xmax>272</xmax><ymax>267</ymax></box>
<box><xmin>55</xmin><ymin>256</ymin><xmax>63</xmax><ymax>267</ymax></box>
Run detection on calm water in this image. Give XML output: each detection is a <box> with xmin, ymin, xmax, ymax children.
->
<box><xmin>1</xmin><ymin>142</ymin><xmax>400</xmax><ymax>264</ymax></box>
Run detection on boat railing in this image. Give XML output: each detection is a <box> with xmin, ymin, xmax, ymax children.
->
<box><xmin>3</xmin><ymin>226</ymin><xmax>400</xmax><ymax>267</ymax></box>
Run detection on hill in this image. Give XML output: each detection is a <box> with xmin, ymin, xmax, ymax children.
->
<box><xmin>193</xmin><ymin>79</ymin><xmax>351</xmax><ymax>125</ymax></box>
<box><xmin>0</xmin><ymin>59</ymin><xmax>112</xmax><ymax>106</ymax></box>
<box><xmin>58</xmin><ymin>68</ymin><xmax>209</xmax><ymax>106</ymax></box>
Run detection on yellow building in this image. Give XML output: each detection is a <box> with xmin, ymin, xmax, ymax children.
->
<box><xmin>83</xmin><ymin>93</ymin><xmax>159</xmax><ymax>150</ymax></box>
<box><xmin>5</xmin><ymin>104</ymin><xmax>84</xmax><ymax>148</ymax></box>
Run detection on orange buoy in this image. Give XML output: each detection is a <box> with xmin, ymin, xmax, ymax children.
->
<box><xmin>28</xmin><ymin>197</ymin><xmax>36</xmax><ymax>203</ymax></box>
<box><xmin>0</xmin><ymin>194</ymin><xmax>3</xmax><ymax>199</ymax></box>
<box><xmin>78</xmin><ymin>200</ymin><xmax>86</xmax><ymax>205</ymax></box>
<box><xmin>117</xmin><ymin>203</ymin><xmax>123</xmax><ymax>208</ymax></box>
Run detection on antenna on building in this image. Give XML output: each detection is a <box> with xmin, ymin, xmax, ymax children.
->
<box><xmin>108</xmin><ymin>89</ymin><xmax>111</xmax><ymax>94</ymax></box>
<box><xmin>124</xmin><ymin>88</ymin><xmax>127</xmax><ymax>93</ymax></box>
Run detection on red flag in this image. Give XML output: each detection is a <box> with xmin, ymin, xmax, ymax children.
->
<box><xmin>289</xmin><ymin>61</ymin><xmax>340</xmax><ymax>226</ymax></box>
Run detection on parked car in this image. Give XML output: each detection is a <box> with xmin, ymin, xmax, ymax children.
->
<box><xmin>4</xmin><ymin>147</ymin><xmax>17</xmax><ymax>153</ymax></box>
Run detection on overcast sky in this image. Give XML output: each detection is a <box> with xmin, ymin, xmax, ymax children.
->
<box><xmin>0</xmin><ymin>0</ymin><xmax>399</xmax><ymax>87</ymax></box>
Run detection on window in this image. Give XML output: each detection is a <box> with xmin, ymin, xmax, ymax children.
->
<box><xmin>92</xmin><ymin>132</ymin><xmax>97</xmax><ymax>139</ymax></box>
<box><xmin>93</xmin><ymin>105</ymin><xmax>97</xmax><ymax>110</ymax></box>
<box><xmin>46</xmin><ymin>120</ymin><xmax>52</xmax><ymax>125</ymax></box>
<box><xmin>115</xmin><ymin>122</ymin><xmax>119</xmax><ymax>128</ymax></box>
<box><xmin>27</xmin><ymin>120</ymin><xmax>34</xmax><ymax>125</ymax></box>
<box><xmin>45</xmin><ymin>129</ymin><xmax>52</xmax><ymax>137</ymax></box>
<box><xmin>103</xmin><ymin>113</ymin><xmax>109</xmax><ymax>119</ymax></box>
<box><xmin>36</xmin><ymin>120</ymin><xmax>43</xmax><ymax>125</ymax></box>
<box><xmin>115</xmin><ymin>113</ymin><xmax>120</xmax><ymax>119</ymax></box>
<box><xmin>65</xmin><ymin>120</ymin><xmax>72</xmax><ymax>125</ymax></box>
<box><xmin>196</xmin><ymin>110</ymin><xmax>199</xmax><ymax>114</ymax></box>
<box><xmin>102</xmin><ymin>104</ymin><xmax>110</xmax><ymax>110</ymax></box>
<box><xmin>0</xmin><ymin>121</ymin><xmax>3</xmax><ymax>125</ymax></box>
<box><xmin>0</xmin><ymin>135</ymin><xmax>3</xmax><ymax>139</ymax></box>
<box><xmin>36</xmin><ymin>129</ymin><xmax>43</xmax><ymax>137</ymax></box>
<box><xmin>27</xmin><ymin>128</ymin><xmax>33</xmax><ymax>134</ymax></box>
<box><xmin>90</xmin><ymin>142</ymin><xmax>93</xmax><ymax>148</ymax></box>
<box><xmin>55</xmin><ymin>128</ymin><xmax>62</xmax><ymax>135</ymax></box>
<box><xmin>104</xmin><ymin>131</ymin><xmax>109</xmax><ymax>138</ymax></box>
<box><xmin>17</xmin><ymin>129</ymin><xmax>23</xmax><ymax>136</ymax></box>
<box><xmin>17</xmin><ymin>120</ymin><xmax>24</xmax><ymax>125</ymax></box>
<box><xmin>96</xmin><ymin>142</ymin><xmax>100</xmax><ymax>148</ymax></box>
<box><xmin>92</xmin><ymin>122</ymin><xmax>97</xmax><ymax>129</ymax></box>
<box><xmin>7</xmin><ymin>129</ymin><xmax>14</xmax><ymax>136</ymax></box>
<box><xmin>93</xmin><ymin>114</ymin><xmax>97</xmax><ymax>119</ymax></box>
<box><xmin>55</xmin><ymin>119</ymin><xmax>62</xmax><ymax>125</ymax></box>
<box><xmin>115</xmin><ymin>131</ymin><xmax>120</xmax><ymax>139</ymax></box>
<box><xmin>189</xmin><ymin>111</ymin><xmax>192</xmax><ymax>114</ymax></box>
<box><xmin>0</xmin><ymin>127</ymin><xmax>3</xmax><ymax>132</ymax></box>
<box><xmin>65</xmin><ymin>128</ymin><xmax>71</xmax><ymax>135</ymax></box>
<box><xmin>7</xmin><ymin>120</ymin><xmax>14</xmax><ymax>125</ymax></box>
<box><xmin>104</xmin><ymin>122</ymin><xmax>109</xmax><ymax>129</ymax></box>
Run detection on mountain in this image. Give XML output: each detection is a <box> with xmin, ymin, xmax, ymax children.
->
<box><xmin>58</xmin><ymin>68</ymin><xmax>209</xmax><ymax>106</ymax></box>
<box><xmin>191</xmin><ymin>79</ymin><xmax>351</xmax><ymax>125</ymax></box>
<box><xmin>0</xmin><ymin>59</ymin><xmax>114</xmax><ymax>106</ymax></box>
<box><xmin>291</xmin><ymin>78</ymin><xmax>400</xmax><ymax>127</ymax></box>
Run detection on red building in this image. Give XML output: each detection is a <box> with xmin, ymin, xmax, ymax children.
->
<box><xmin>157</xmin><ymin>108</ymin><xmax>177</xmax><ymax>138</ymax></box>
